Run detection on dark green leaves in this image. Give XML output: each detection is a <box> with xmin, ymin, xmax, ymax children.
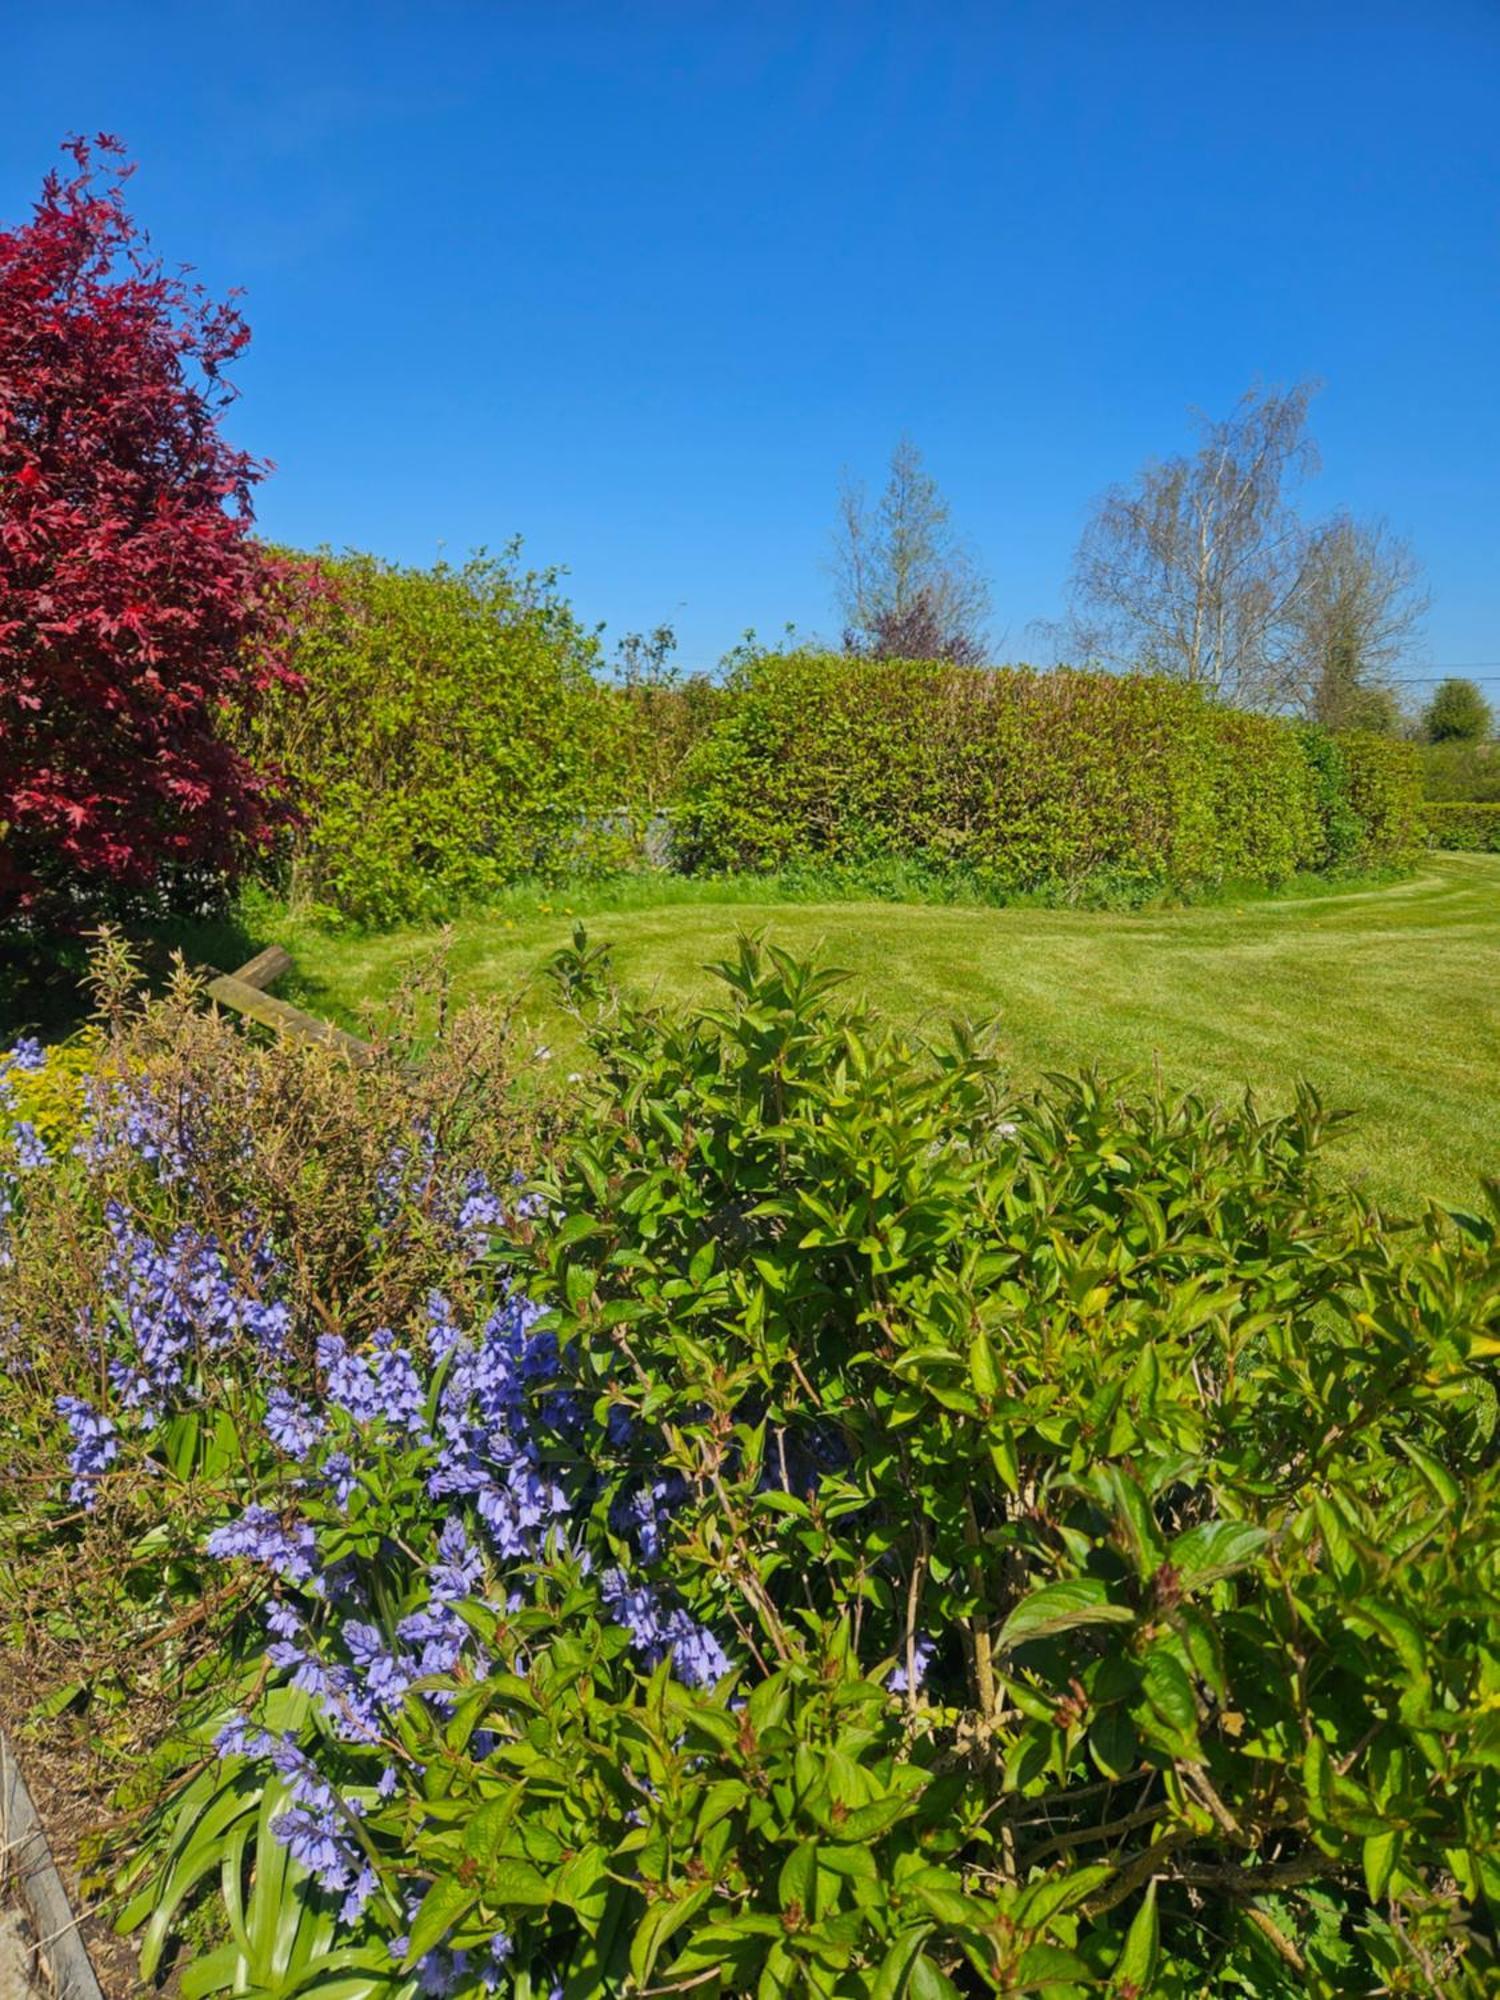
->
<box><xmin>997</xmin><ymin>1579</ymin><xmax>1135</xmax><ymax>1652</ymax></box>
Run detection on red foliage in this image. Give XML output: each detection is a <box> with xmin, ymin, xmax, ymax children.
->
<box><xmin>0</xmin><ymin>136</ymin><xmax>296</xmax><ymax>922</ymax></box>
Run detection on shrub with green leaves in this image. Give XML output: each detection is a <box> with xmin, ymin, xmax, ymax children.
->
<box><xmin>1420</xmin><ymin>740</ymin><xmax>1500</xmax><ymax>806</ymax></box>
<box><xmin>1425</xmin><ymin>802</ymin><xmax>1500</xmax><ymax>853</ymax></box>
<box><xmin>672</xmin><ymin>652</ymin><xmax>1420</xmax><ymax>895</ymax></box>
<box><xmin>100</xmin><ymin>933</ymin><xmax>1500</xmax><ymax>1999</ymax></box>
<box><xmin>242</xmin><ymin>548</ymin><xmax>627</xmax><ymax>926</ymax></box>
<box><xmin>1335</xmin><ymin>731</ymin><xmax>1424</xmax><ymax>867</ymax></box>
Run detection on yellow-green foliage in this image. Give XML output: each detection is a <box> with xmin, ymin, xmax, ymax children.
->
<box><xmin>246</xmin><ymin>549</ymin><xmax>627</xmax><ymax>926</ymax></box>
<box><xmin>1338</xmin><ymin>731</ymin><xmax>1425</xmax><ymax>864</ymax></box>
<box><xmin>673</xmin><ymin>652</ymin><xmax>1419</xmax><ymax>891</ymax></box>
<box><xmin>1426</xmin><ymin>801</ymin><xmax>1500</xmax><ymax>852</ymax></box>
<box><xmin>1</xmin><ymin>1030</ymin><xmax>101</xmax><ymax>1151</ymax></box>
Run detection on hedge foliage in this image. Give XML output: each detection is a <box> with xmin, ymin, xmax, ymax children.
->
<box><xmin>240</xmin><ymin>549</ymin><xmax>630</xmax><ymax>926</ymax></box>
<box><xmin>235</xmin><ymin>582</ymin><xmax>1427</xmax><ymax>925</ymax></box>
<box><xmin>673</xmin><ymin>653</ymin><xmax>1421</xmax><ymax>894</ymax></box>
<box><xmin>1421</xmin><ymin>740</ymin><xmax>1500</xmax><ymax>805</ymax></box>
<box><xmin>1426</xmin><ymin>802</ymin><xmax>1500</xmax><ymax>853</ymax></box>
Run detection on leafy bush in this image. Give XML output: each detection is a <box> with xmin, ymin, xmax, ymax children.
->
<box><xmin>1425</xmin><ymin>802</ymin><xmax>1500</xmax><ymax>853</ymax></box>
<box><xmin>9</xmin><ymin>937</ymin><xmax>1496</xmax><ymax>1997</ymax></box>
<box><xmin>672</xmin><ymin>653</ymin><xmax>1419</xmax><ymax>895</ymax></box>
<box><xmin>0</xmin><ymin>139</ymin><xmax>295</xmax><ymax>927</ymax></box>
<box><xmin>1421</xmin><ymin>741</ymin><xmax>1500</xmax><ymax>805</ymax></box>
<box><xmin>1335</xmin><ymin>731</ymin><xmax>1424</xmax><ymax>866</ymax></box>
<box><xmin>241</xmin><ymin>549</ymin><xmax>628</xmax><ymax>926</ymax></box>
<box><xmin>1423</xmin><ymin>678</ymin><xmax>1493</xmax><ymax>745</ymax></box>
<box><xmin>1290</xmin><ymin>728</ymin><xmax>1364</xmax><ymax>871</ymax></box>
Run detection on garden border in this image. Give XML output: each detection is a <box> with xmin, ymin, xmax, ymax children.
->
<box><xmin>0</xmin><ymin>1726</ymin><xmax>105</xmax><ymax>2000</ymax></box>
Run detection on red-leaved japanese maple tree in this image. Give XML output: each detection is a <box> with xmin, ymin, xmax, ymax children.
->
<box><xmin>0</xmin><ymin>135</ymin><xmax>296</xmax><ymax>924</ymax></box>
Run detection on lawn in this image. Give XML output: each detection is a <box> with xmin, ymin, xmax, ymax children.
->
<box><xmin>270</xmin><ymin>853</ymin><xmax>1500</xmax><ymax>1214</ymax></box>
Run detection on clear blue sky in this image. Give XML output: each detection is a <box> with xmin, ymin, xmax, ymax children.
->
<box><xmin>6</xmin><ymin>1</ymin><xmax>1498</xmax><ymax>689</ymax></box>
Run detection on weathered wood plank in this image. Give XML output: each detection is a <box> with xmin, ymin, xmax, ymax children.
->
<box><xmin>203</xmin><ymin>971</ymin><xmax>373</xmax><ymax>1063</ymax></box>
<box><xmin>230</xmin><ymin>944</ymin><xmax>293</xmax><ymax>992</ymax></box>
<box><xmin>0</xmin><ymin>1729</ymin><xmax>105</xmax><ymax>2000</ymax></box>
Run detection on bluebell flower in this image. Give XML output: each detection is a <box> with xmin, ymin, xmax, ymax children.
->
<box><xmin>319</xmin><ymin>1331</ymin><xmax>426</xmax><ymax>1433</ymax></box>
<box><xmin>206</xmin><ymin>1505</ymin><xmax>318</xmax><ymax>1585</ymax></box>
<box><xmin>890</xmin><ymin>1635</ymin><xmax>937</xmax><ymax>1694</ymax></box>
<box><xmin>78</xmin><ymin>1075</ymin><xmax>201</xmax><ymax>1185</ymax></box>
<box><xmin>614</xmin><ymin>1474</ymin><xmax>687</xmax><ymax>1563</ymax></box>
<box><xmin>265</xmin><ymin>1388</ymin><xmax>324</xmax><ymax>1460</ymax></box>
<box><xmin>455</xmin><ymin>1172</ymin><xmax>507</xmax><ymax>1257</ymax></box>
<box><xmin>56</xmin><ymin>1396</ymin><xmax>118</xmax><ymax>1509</ymax></box>
<box><xmin>600</xmin><ymin>1568</ymin><xmax>732</xmax><ymax>1689</ymax></box>
<box><xmin>9</xmin><ymin>1121</ymin><xmax>51</xmax><ymax>1171</ymax></box>
<box><xmin>271</xmin><ymin>1804</ymin><xmax>365</xmax><ymax>1898</ymax></box>
<box><xmin>340</xmin><ymin>1864</ymin><xmax>378</xmax><ymax>1925</ymax></box>
<box><xmin>321</xmin><ymin>1451</ymin><xmax>357</xmax><ymax>1507</ymax></box>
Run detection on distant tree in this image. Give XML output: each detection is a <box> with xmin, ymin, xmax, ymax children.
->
<box><xmin>832</xmin><ymin>437</ymin><xmax>990</xmax><ymax>664</ymax></box>
<box><xmin>1424</xmin><ymin>677</ymin><xmax>1493</xmax><ymax>744</ymax></box>
<box><xmin>1065</xmin><ymin>382</ymin><xmax>1319</xmax><ymax>704</ymax></box>
<box><xmin>0</xmin><ymin>136</ymin><xmax>294</xmax><ymax>924</ymax></box>
<box><xmin>1288</xmin><ymin>514</ymin><xmax>1426</xmax><ymax>732</ymax></box>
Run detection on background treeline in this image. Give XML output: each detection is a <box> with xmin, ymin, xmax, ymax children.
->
<box><xmin>240</xmin><ymin>547</ymin><xmax>1424</xmax><ymax>927</ymax></box>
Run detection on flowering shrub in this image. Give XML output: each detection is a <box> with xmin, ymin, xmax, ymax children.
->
<box><xmin>69</xmin><ymin>940</ymin><xmax>1497</xmax><ymax>1998</ymax></box>
<box><xmin>5</xmin><ymin>936</ymin><xmax>1499</xmax><ymax>1996</ymax></box>
<box><xmin>0</xmin><ymin>937</ymin><xmax>549</xmax><ymax>1809</ymax></box>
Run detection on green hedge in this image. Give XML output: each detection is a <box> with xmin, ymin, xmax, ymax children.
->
<box><xmin>244</xmin><ymin>549</ymin><xmax>628</xmax><ymax>926</ymax></box>
<box><xmin>673</xmin><ymin>652</ymin><xmax>1421</xmax><ymax>892</ymax></box>
<box><xmin>1421</xmin><ymin>739</ymin><xmax>1500</xmax><ymax>804</ymax></box>
<box><xmin>1425</xmin><ymin>800</ymin><xmax>1500</xmax><ymax>852</ymax></box>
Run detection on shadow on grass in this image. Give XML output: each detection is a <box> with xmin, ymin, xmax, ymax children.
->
<box><xmin>2</xmin><ymin>908</ymin><xmax>267</xmax><ymax>1042</ymax></box>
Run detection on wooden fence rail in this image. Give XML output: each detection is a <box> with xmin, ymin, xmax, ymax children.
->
<box><xmin>202</xmin><ymin>948</ymin><xmax>373</xmax><ymax>1063</ymax></box>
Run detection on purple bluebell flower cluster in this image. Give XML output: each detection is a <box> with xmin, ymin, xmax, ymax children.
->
<box><xmin>317</xmin><ymin>1330</ymin><xmax>427</xmax><ymax>1434</ymax></box>
<box><xmin>424</xmin><ymin>1295</ymin><xmax>571</xmax><ymax>1559</ymax></box>
<box><xmin>8</xmin><ymin>1121</ymin><xmax>51</xmax><ymax>1171</ymax></box>
<box><xmin>600</xmin><ymin>1567</ymin><xmax>732</xmax><ymax>1689</ymax></box>
<box><xmin>386</xmin><ymin>1914</ymin><xmax>515</xmax><ymax>1997</ymax></box>
<box><xmin>265</xmin><ymin>1387</ymin><xmax>324</xmax><ymax>1459</ymax></box>
<box><xmin>375</xmin><ymin>1144</ymin><xmax>526</xmax><ymax>1267</ymax></box>
<box><xmin>77</xmin><ymin>1074</ymin><xmax>202</xmax><ymax>1185</ymax></box>
<box><xmin>206</xmin><ymin>1505</ymin><xmax>318</xmax><ymax>1584</ymax></box>
<box><xmin>196</xmin><ymin>1236</ymin><xmax>745</xmax><ymax>1983</ymax></box>
<box><xmin>213</xmin><ymin>1719</ymin><xmax>376</xmax><ymax>1922</ymax></box>
<box><xmin>98</xmin><ymin>1203</ymin><xmax>290</xmax><ymax>1423</ymax></box>
<box><xmin>613</xmin><ymin>1473</ymin><xmax>687</xmax><ymax>1563</ymax></box>
<box><xmin>56</xmin><ymin>1396</ymin><xmax>119</xmax><ymax>1509</ymax></box>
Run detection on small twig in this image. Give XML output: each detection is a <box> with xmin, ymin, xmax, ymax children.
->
<box><xmin>1243</xmin><ymin>1904</ymin><xmax>1307</xmax><ymax>1974</ymax></box>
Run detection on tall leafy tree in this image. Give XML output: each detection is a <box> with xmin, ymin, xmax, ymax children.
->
<box><xmin>0</xmin><ymin>136</ymin><xmax>295</xmax><ymax>924</ymax></box>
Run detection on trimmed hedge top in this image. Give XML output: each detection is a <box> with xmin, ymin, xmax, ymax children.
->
<box><xmin>672</xmin><ymin>653</ymin><xmax>1422</xmax><ymax>892</ymax></box>
<box><xmin>1425</xmin><ymin>801</ymin><xmax>1500</xmax><ymax>853</ymax></box>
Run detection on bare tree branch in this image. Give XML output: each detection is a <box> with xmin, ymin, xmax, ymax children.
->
<box><xmin>1062</xmin><ymin>382</ymin><xmax>1322</xmax><ymax>704</ymax></box>
<box><xmin>831</xmin><ymin>436</ymin><xmax>991</xmax><ymax>664</ymax></box>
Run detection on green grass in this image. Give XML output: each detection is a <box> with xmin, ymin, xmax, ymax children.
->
<box><xmin>260</xmin><ymin>855</ymin><xmax>1500</xmax><ymax>1214</ymax></box>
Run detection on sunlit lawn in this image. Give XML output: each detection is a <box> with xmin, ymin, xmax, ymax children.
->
<box><xmin>267</xmin><ymin>854</ymin><xmax>1500</xmax><ymax>1214</ymax></box>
